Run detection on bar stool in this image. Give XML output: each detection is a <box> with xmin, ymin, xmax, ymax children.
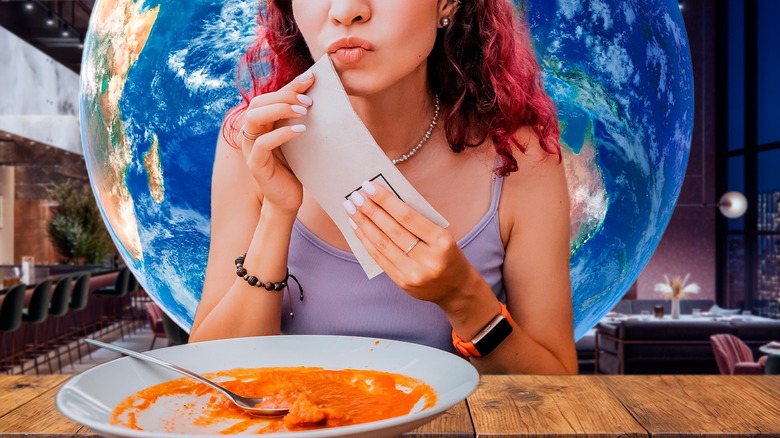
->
<box><xmin>126</xmin><ymin>271</ymin><xmax>143</xmax><ymax>329</ymax></box>
<box><xmin>21</xmin><ymin>279</ymin><xmax>53</xmax><ymax>374</ymax></box>
<box><xmin>127</xmin><ymin>272</ymin><xmax>139</xmax><ymax>295</ymax></box>
<box><xmin>68</xmin><ymin>272</ymin><xmax>92</xmax><ymax>362</ymax></box>
<box><xmin>94</xmin><ymin>268</ymin><xmax>130</xmax><ymax>339</ymax></box>
<box><xmin>162</xmin><ymin>311</ymin><xmax>190</xmax><ymax>346</ymax></box>
<box><xmin>0</xmin><ymin>283</ymin><xmax>27</xmax><ymax>374</ymax></box>
<box><xmin>145</xmin><ymin>301</ymin><xmax>167</xmax><ymax>349</ymax></box>
<box><xmin>47</xmin><ymin>276</ymin><xmax>73</xmax><ymax>373</ymax></box>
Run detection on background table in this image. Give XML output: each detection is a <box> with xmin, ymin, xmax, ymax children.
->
<box><xmin>760</xmin><ymin>343</ymin><xmax>780</xmax><ymax>355</ymax></box>
<box><xmin>603</xmin><ymin>314</ymin><xmax>776</xmax><ymax>323</ymax></box>
<box><xmin>2</xmin><ymin>374</ymin><xmax>779</xmax><ymax>437</ymax></box>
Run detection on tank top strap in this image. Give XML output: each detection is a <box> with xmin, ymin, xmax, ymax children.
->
<box><xmin>457</xmin><ymin>173</ymin><xmax>503</xmax><ymax>247</ymax></box>
<box><xmin>491</xmin><ymin>174</ymin><xmax>504</xmax><ymax>212</ymax></box>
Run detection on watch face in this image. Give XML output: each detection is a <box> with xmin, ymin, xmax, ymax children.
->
<box><xmin>474</xmin><ymin>316</ymin><xmax>513</xmax><ymax>356</ymax></box>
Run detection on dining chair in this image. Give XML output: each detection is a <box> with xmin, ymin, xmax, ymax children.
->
<box><xmin>94</xmin><ymin>268</ymin><xmax>130</xmax><ymax>339</ymax></box>
<box><xmin>126</xmin><ymin>273</ymin><xmax>139</xmax><ymax>296</ymax></box>
<box><xmin>47</xmin><ymin>276</ymin><xmax>73</xmax><ymax>373</ymax></box>
<box><xmin>161</xmin><ymin>310</ymin><xmax>189</xmax><ymax>346</ymax></box>
<box><xmin>144</xmin><ymin>301</ymin><xmax>167</xmax><ymax>349</ymax></box>
<box><xmin>0</xmin><ymin>283</ymin><xmax>27</xmax><ymax>374</ymax></box>
<box><xmin>765</xmin><ymin>355</ymin><xmax>780</xmax><ymax>375</ymax></box>
<box><xmin>21</xmin><ymin>279</ymin><xmax>53</xmax><ymax>374</ymax></box>
<box><xmin>126</xmin><ymin>271</ymin><xmax>146</xmax><ymax>331</ymax></box>
<box><xmin>710</xmin><ymin>334</ymin><xmax>768</xmax><ymax>375</ymax></box>
<box><xmin>68</xmin><ymin>272</ymin><xmax>93</xmax><ymax>362</ymax></box>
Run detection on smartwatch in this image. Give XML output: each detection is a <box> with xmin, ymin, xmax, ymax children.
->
<box><xmin>452</xmin><ymin>303</ymin><xmax>514</xmax><ymax>358</ymax></box>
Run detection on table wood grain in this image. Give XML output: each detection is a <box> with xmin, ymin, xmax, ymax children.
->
<box><xmin>602</xmin><ymin>375</ymin><xmax>780</xmax><ymax>437</ymax></box>
<box><xmin>469</xmin><ymin>375</ymin><xmax>647</xmax><ymax>437</ymax></box>
<box><xmin>401</xmin><ymin>400</ymin><xmax>473</xmax><ymax>438</ymax></box>
<box><xmin>0</xmin><ymin>375</ymin><xmax>70</xmax><ymax>418</ymax></box>
<box><xmin>0</xmin><ymin>375</ymin><xmax>83</xmax><ymax>437</ymax></box>
<box><xmin>2</xmin><ymin>375</ymin><xmax>779</xmax><ymax>437</ymax></box>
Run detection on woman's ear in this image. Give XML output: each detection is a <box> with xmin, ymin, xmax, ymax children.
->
<box><xmin>437</xmin><ymin>0</ymin><xmax>460</xmax><ymax>26</ymax></box>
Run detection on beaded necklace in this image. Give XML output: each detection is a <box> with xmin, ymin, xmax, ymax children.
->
<box><xmin>390</xmin><ymin>96</ymin><xmax>440</xmax><ymax>165</ymax></box>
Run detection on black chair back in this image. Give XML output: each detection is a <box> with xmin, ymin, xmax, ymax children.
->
<box><xmin>49</xmin><ymin>276</ymin><xmax>73</xmax><ymax>318</ymax></box>
<box><xmin>23</xmin><ymin>279</ymin><xmax>53</xmax><ymax>324</ymax></box>
<box><xmin>0</xmin><ymin>284</ymin><xmax>27</xmax><ymax>332</ymax></box>
<box><xmin>69</xmin><ymin>273</ymin><xmax>92</xmax><ymax>311</ymax></box>
<box><xmin>162</xmin><ymin>312</ymin><xmax>190</xmax><ymax>346</ymax></box>
<box><xmin>767</xmin><ymin>355</ymin><xmax>780</xmax><ymax>375</ymax></box>
<box><xmin>126</xmin><ymin>272</ymin><xmax>139</xmax><ymax>294</ymax></box>
<box><xmin>114</xmin><ymin>267</ymin><xmax>131</xmax><ymax>298</ymax></box>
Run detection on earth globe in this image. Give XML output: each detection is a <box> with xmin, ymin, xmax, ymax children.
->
<box><xmin>80</xmin><ymin>0</ymin><xmax>693</xmax><ymax>340</ymax></box>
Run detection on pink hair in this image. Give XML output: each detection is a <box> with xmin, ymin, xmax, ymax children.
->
<box><xmin>225</xmin><ymin>0</ymin><xmax>561</xmax><ymax>176</ymax></box>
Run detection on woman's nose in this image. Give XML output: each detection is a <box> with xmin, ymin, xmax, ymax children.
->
<box><xmin>328</xmin><ymin>0</ymin><xmax>371</xmax><ymax>26</ymax></box>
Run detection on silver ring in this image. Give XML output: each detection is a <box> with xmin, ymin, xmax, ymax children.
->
<box><xmin>241</xmin><ymin>127</ymin><xmax>262</xmax><ymax>141</ymax></box>
<box><xmin>403</xmin><ymin>237</ymin><xmax>421</xmax><ymax>255</ymax></box>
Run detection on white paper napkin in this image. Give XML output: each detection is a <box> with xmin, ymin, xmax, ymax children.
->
<box><xmin>281</xmin><ymin>55</ymin><xmax>449</xmax><ymax>279</ymax></box>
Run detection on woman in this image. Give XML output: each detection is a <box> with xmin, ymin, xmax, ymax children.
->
<box><xmin>190</xmin><ymin>0</ymin><xmax>577</xmax><ymax>375</ymax></box>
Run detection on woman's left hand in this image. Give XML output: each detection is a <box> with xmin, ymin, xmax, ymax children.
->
<box><xmin>343</xmin><ymin>180</ymin><xmax>474</xmax><ymax>305</ymax></box>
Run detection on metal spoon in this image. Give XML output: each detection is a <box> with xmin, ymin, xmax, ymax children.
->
<box><xmin>85</xmin><ymin>338</ymin><xmax>289</xmax><ymax>417</ymax></box>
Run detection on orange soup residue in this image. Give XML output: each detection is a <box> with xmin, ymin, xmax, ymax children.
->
<box><xmin>110</xmin><ymin>367</ymin><xmax>437</xmax><ymax>434</ymax></box>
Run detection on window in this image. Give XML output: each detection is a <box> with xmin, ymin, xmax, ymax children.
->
<box><xmin>721</xmin><ymin>0</ymin><xmax>780</xmax><ymax>318</ymax></box>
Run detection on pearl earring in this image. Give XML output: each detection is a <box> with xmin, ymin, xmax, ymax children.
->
<box><xmin>441</xmin><ymin>17</ymin><xmax>450</xmax><ymax>27</ymax></box>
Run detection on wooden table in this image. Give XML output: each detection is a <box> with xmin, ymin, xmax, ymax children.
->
<box><xmin>2</xmin><ymin>374</ymin><xmax>779</xmax><ymax>437</ymax></box>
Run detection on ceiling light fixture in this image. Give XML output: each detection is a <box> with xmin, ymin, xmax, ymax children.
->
<box><xmin>678</xmin><ymin>191</ymin><xmax>748</xmax><ymax>219</ymax></box>
<box><xmin>715</xmin><ymin>191</ymin><xmax>748</xmax><ymax>219</ymax></box>
<box><xmin>46</xmin><ymin>11</ymin><xmax>55</xmax><ymax>26</ymax></box>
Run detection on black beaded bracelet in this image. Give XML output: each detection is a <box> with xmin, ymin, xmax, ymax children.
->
<box><xmin>235</xmin><ymin>254</ymin><xmax>304</xmax><ymax>318</ymax></box>
<box><xmin>236</xmin><ymin>254</ymin><xmax>288</xmax><ymax>291</ymax></box>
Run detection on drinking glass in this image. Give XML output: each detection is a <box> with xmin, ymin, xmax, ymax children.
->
<box><xmin>692</xmin><ymin>308</ymin><xmax>701</xmax><ymax>318</ymax></box>
<box><xmin>640</xmin><ymin>310</ymin><xmax>651</xmax><ymax>320</ymax></box>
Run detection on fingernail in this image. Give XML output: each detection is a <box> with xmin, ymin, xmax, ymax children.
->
<box><xmin>361</xmin><ymin>180</ymin><xmax>377</xmax><ymax>195</ymax></box>
<box><xmin>291</xmin><ymin>105</ymin><xmax>308</xmax><ymax>115</ymax></box>
<box><xmin>299</xmin><ymin>70</ymin><xmax>313</xmax><ymax>81</ymax></box>
<box><xmin>290</xmin><ymin>125</ymin><xmax>306</xmax><ymax>133</ymax></box>
<box><xmin>348</xmin><ymin>218</ymin><xmax>358</xmax><ymax>230</ymax></box>
<box><xmin>350</xmin><ymin>191</ymin><xmax>365</xmax><ymax>207</ymax></box>
<box><xmin>343</xmin><ymin>199</ymin><xmax>357</xmax><ymax>215</ymax></box>
<box><xmin>297</xmin><ymin>94</ymin><xmax>313</xmax><ymax>105</ymax></box>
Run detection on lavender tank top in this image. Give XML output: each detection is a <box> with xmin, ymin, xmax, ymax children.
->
<box><xmin>281</xmin><ymin>177</ymin><xmax>506</xmax><ymax>354</ymax></box>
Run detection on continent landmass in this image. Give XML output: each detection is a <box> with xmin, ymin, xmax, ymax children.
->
<box><xmin>82</xmin><ymin>0</ymin><xmax>160</xmax><ymax>261</ymax></box>
<box><xmin>542</xmin><ymin>57</ymin><xmax>614</xmax><ymax>255</ymax></box>
<box><xmin>563</xmin><ymin>120</ymin><xmax>608</xmax><ymax>255</ymax></box>
<box><xmin>144</xmin><ymin>133</ymin><xmax>165</xmax><ymax>203</ymax></box>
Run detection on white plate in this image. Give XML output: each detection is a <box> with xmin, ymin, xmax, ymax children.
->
<box><xmin>56</xmin><ymin>335</ymin><xmax>479</xmax><ymax>438</ymax></box>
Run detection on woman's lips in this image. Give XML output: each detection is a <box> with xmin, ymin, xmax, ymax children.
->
<box><xmin>331</xmin><ymin>47</ymin><xmax>368</xmax><ymax>64</ymax></box>
<box><xmin>328</xmin><ymin>37</ymin><xmax>373</xmax><ymax>65</ymax></box>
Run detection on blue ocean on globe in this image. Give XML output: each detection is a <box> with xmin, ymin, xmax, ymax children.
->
<box><xmin>80</xmin><ymin>0</ymin><xmax>693</xmax><ymax>340</ymax></box>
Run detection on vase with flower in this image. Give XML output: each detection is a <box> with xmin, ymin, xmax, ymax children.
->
<box><xmin>654</xmin><ymin>274</ymin><xmax>700</xmax><ymax>319</ymax></box>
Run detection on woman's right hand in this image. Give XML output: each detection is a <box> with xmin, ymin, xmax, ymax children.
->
<box><xmin>241</xmin><ymin>70</ymin><xmax>315</xmax><ymax>215</ymax></box>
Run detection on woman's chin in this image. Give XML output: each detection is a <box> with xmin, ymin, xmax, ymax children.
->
<box><xmin>340</xmin><ymin>82</ymin><xmax>374</xmax><ymax>98</ymax></box>
<box><xmin>335</xmin><ymin>71</ymin><xmax>381</xmax><ymax>97</ymax></box>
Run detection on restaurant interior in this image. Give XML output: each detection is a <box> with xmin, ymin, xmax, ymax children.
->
<box><xmin>1</xmin><ymin>0</ymin><xmax>780</xmax><ymax>378</ymax></box>
<box><xmin>1</xmin><ymin>0</ymin><xmax>779</xmax><ymax>384</ymax></box>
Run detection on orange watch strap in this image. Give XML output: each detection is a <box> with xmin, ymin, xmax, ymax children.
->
<box><xmin>452</xmin><ymin>303</ymin><xmax>515</xmax><ymax>358</ymax></box>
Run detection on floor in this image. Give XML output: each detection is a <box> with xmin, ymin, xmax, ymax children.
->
<box><xmin>59</xmin><ymin>322</ymin><xmax>162</xmax><ymax>375</ymax></box>
<box><xmin>3</xmin><ymin>319</ymin><xmax>166</xmax><ymax>376</ymax></box>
